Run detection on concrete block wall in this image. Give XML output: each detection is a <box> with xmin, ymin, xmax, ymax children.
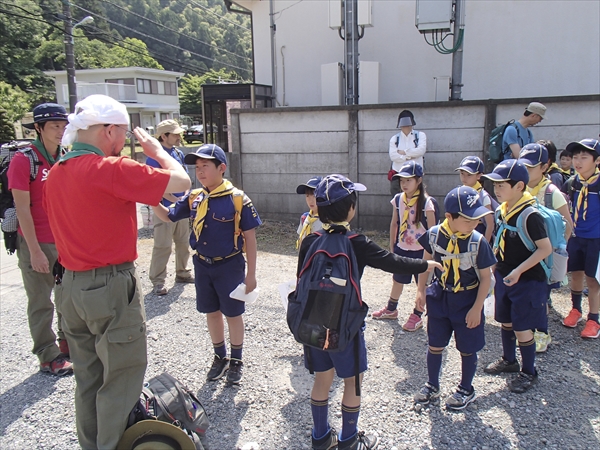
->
<box><xmin>229</xmin><ymin>95</ymin><xmax>599</xmax><ymax>230</ymax></box>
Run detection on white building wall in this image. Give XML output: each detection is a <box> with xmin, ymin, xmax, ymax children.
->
<box><xmin>235</xmin><ymin>0</ymin><xmax>600</xmax><ymax>107</ymax></box>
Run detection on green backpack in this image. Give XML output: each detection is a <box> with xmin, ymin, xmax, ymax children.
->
<box><xmin>488</xmin><ymin>120</ymin><xmax>515</xmax><ymax>164</ymax></box>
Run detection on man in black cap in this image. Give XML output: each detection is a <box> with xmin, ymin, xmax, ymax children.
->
<box><xmin>7</xmin><ymin>103</ymin><xmax>73</xmax><ymax>375</ymax></box>
<box><xmin>388</xmin><ymin>110</ymin><xmax>427</xmax><ymax>195</ymax></box>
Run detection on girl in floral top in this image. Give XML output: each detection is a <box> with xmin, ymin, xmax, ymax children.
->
<box><xmin>373</xmin><ymin>161</ymin><xmax>436</xmax><ymax>331</ymax></box>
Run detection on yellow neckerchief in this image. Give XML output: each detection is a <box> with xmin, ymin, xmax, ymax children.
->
<box><xmin>438</xmin><ymin>219</ymin><xmax>472</xmax><ymax>292</ymax></box>
<box><xmin>192</xmin><ymin>179</ymin><xmax>236</xmax><ymax>242</ymax></box>
<box><xmin>559</xmin><ymin>167</ymin><xmax>572</xmax><ymax>176</ymax></box>
<box><xmin>322</xmin><ymin>222</ymin><xmax>351</xmax><ymax>232</ymax></box>
<box><xmin>472</xmin><ymin>181</ymin><xmax>483</xmax><ymax>193</ymax></box>
<box><xmin>528</xmin><ymin>176</ymin><xmax>550</xmax><ymax>198</ymax></box>
<box><xmin>574</xmin><ymin>168</ymin><xmax>600</xmax><ymax>223</ymax></box>
<box><xmin>399</xmin><ymin>190</ymin><xmax>420</xmax><ymax>240</ymax></box>
<box><xmin>496</xmin><ymin>191</ymin><xmax>536</xmax><ymax>260</ymax></box>
<box><xmin>296</xmin><ymin>211</ymin><xmax>319</xmax><ymax>249</ymax></box>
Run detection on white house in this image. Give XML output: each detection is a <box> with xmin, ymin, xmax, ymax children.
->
<box><xmin>231</xmin><ymin>0</ymin><xmax>600</xmax><ymax>107</ymax></box>
<box><xmin>44</xmin><ymin>67</ymin><xmax>185</xmax><ymax>130</ymax></box>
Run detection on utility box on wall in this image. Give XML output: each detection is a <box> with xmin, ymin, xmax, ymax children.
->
<box><xmin>321</xmin><ymin>62</ymin><xmax>344</xmax><ymax>106</ymax></box>
<box><xmin>415</xmin><ymin>0</ymin><xmax>453</xmax><ymax>32</ymax></box>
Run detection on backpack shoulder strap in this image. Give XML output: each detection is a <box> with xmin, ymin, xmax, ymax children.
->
<box><xmin>18</xmin><ymin>145</ymin><xmax>41</xmax><ymax>181</ymax></box>
<box><xmin>413</xmin><ymin>130</ymin><xmax>419</xmax><ymax>147</ymax></box>
<box><xmin>515</xmin><ymin>206</ymin><xmax>537</xmax><ymax>252</ymax></box>
<box><xmin>544</xmin><ymin>182</ymin><xmax>557</xmax><ymax>210</ymax></box>
<box><xmin>231</xmin><ymin>188</ymin><xmax>247</xmax><ymax>252</ymax></box>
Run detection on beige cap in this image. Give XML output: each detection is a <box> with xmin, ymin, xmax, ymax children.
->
<box><xmin>156</xmin><ymin>119</ymin><xmax>184</xmax><ymax>137</ymax></box>
<box><xmin>526</xmin><ymin>102</ymin><xmax>546</xmax><ymax>119</ymax></box>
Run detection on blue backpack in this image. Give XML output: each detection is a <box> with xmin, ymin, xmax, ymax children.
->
<box><xmin>493</xmin><ymin>202</ymin><xmax>567</xmax><ymax>284</ymax></box>
<box><xmin>287</xmin><ymin>231</ymin><xmax>368</xmax><ymax>394</ymax></box>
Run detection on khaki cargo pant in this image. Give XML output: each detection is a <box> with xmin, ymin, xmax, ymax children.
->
<box><xmin>16</xmin><ymin>235</ymin><xmax>64</xmax><ymax>364</ymax></box>
<box><xmin>148</xmin><ymin>212</ymin><xmax>191</xmax><ymax>286</ymax></box>
<box><xmin>58</xmin><ymin>262</ymin><xmax>147</xmax><ymax>450</ymax></box>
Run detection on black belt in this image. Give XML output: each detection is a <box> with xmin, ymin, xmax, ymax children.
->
<box><xmin>196</xmin><ymin>251</ymin><xmax>241</xmax><ymax>265</ymax></box>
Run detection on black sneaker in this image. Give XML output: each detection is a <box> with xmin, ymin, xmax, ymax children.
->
<box><xmin>508</xmin><ymin>371</ymin><xmax>538</xmax><ymax>393</ymax></box>
<box><xmin>338</xmin><ymin>431</ymin><xmax>379</xmax><ymax>450</ymax></box>
<box><xmin>226</xmin><ymin>358</ymin><xmax>243</xmax><ymax>384</ymax></box>
<box><xmin>312</xmin><ymin>427</ymin><xmax>338</xmax><ymax>450</ymax></box>
<box><xmin>206</xmin><ymin>355</ymin><xmax>229</xmax><ymax>381</ymax></box>
<box><xmin>413</xmin><ymin>382</ymin><xmax>440</xmax><ymax>405</ymax></box>
<box><xmin>445</xmin><ymin>386</ymin><xmax>476</xmax><ymax>411</ymax></box>
<box><xmin>484</xmin><ymin>357</ymin><xmax>520</xmax><ymax>375</ymax></box>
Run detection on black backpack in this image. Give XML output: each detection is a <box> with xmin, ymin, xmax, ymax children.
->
<box><xmin>488</xmin><ymin>120</ymin><xmax>515</xmax><ymax>163</ymax></box>
<box><xmin>287</xmin><ymin>231</ymin><xmax>368</xmax><ymax>394</ymax></box>
<box><xmin>419</xmin><ymin>195</ymin><xmax>440</xmax><ymax>230</ymax></box>
<box><xmin>128</xmin><ymin>372</ymin><xmax>210</xmax><ymax>450</ymax></box>
<box><xmin>0</xmin><ymin>141</ymin><xmax>41</xmax><ymax>254</ymax></box>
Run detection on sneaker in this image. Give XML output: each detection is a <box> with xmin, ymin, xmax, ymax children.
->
<box><xmin>206</xmin><ymin>355</ymin><xmax>229</xmax><ymax>381</ymax></box>
<box><xmin>413</xmin><ymin>382</ymin><xmax>440</xmax><ymax>405</ymax></box>
<box><xmin>226</xmin><ymin>358</ymin><xmax>243</xmax><ymax>384</ymax></box>
<box><xmin>402</xmin><ymin>313</ymin><xmax>423</xmax><ymax>332</ymax></box>
<box><xmin>58</xmin><ymin>339</ymin><xmax>70</xmax><ymax>358</ymax></box>
<box><xmin>312</xmin><ymin>427</ymin><xmax>338</xmax><ymax>450</ymax></box>
<box><xmin>581</xmin><ymin>320</ymin><xmax>600</xmax><ymax>339</ymax></box>
<box><xmin>508</xmin><ymin>371</ymin><xmax>538</xmax><ymax>393</ymax></box>
<box><xmin>534</xmin><ymin>331</ymin><xmax>552</xmax><ymax>353</ymax></box>
<box><xmin>175</xmin><ymin>275</ymin><xmax>195</xmax><ymax>284</ymax></box>
<box><xmin>338</xmin><ymin>431</ymin><xmax>379</xmax><ymax>450</ymax></box>
<box><xmin>484</xmin><ymin>357</ymin><xmax>520</xmax><ymax>375</ymax></box>
<box><xmin>562</xmin><ymin>308</ymin><xmax>582</xmax><ymax>328</ymax></box>
<box><xmin>371</xmin><ymin>307</ymin><xmax>398</xmax><ymax>320</ymax></box>
<box><xmin>40</xmin><ymin>355</ymin><xmax>73</xmax><ymax>376</ymax></box>
<box><xmin>445</xmin><ymin>386</ymin><xmax>476</xmax><ymax>411</ymax></box>
<box><xmin>153</xmin><ymin>284</ymin><xmax>168</xmax><ymax>296</ymax></box>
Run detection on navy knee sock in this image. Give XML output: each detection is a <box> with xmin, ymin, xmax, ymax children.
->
<box><xmin>413</xmin><ymin>308</ymin><xmax>423</xmax><ymax>317</ymax></box>
<box><xmin>427</xmin><ymin>348</ymin><xmax>443</xmax><ymax>389</ymax></box>
<box><xmin>213</xmin><ymin>341</ymin><xmax>226</xmax><ymax>359</ymax></box>
<box><xmin>386</xmin><ymin>298</ymin><xmax>399</xmax><ymax>311</ymax></box>
<box><xmin>501</xmin><ymin>325</ymin><xmax>517</xmax><ymax>363</ymax></box>
<box><xmin>340</xmin><ymin>403</ymin><xmax>360</xmax><ymax>441</ymax></box>
<box><xmin>460</xmin><ymin>352</ymin><xmax>478</xmax><ymax>392</ymax></box>
<box><xmin>519</xmin><ymin>338</ymin><xmax>536</xmax><ymax>375</ymax></box>
<box><xmin>571</xmin><ymin>290</ymin><xmax>583</xmax><ymax>312</ymax></box>
<box><xmin>310</xmin><ymin>398</ymin><xmax>329</xmax><ymax>439</ymax></box>
<box><xmin>230</xmin><ymin>343</ymin><xmax>243</xmax><ymax>361</ymax></box>
<box><xmin>588</xmin><ymin>313</ymin><xmax>600</xmax><ymax>324</ymax></box>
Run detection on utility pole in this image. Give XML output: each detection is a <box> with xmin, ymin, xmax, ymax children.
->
<box><xmin>63</xmin><ymin>1</ymin><xmax>77</xmax><ymax>113</ymax></box>
<box><xmin>450</xmin><ymin>0</ymin><xmax>465</xmax><ymax>101</ymax></box>
<box><xmin>343</xmin><ymin>0</ymin><xmax>360</xmax><ymax>105</ymax></box>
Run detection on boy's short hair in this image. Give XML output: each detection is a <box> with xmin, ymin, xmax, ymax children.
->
<box><xmin>560</xmin><ymin>149</ymin><xmax>573</xmax><ymax>159</ymax></box>
<box><xmin>318</xmin><ymin>192</ymin><xmax>357</xmax><ymax>223</ymax></box>
<box><xmin>565</xmin><ymin>139</ymin><xmax>600</xmax><ymax>159</ymax></box>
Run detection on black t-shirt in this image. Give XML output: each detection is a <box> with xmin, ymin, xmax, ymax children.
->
<box><xmin>297</xmin><ymin>227</ymin><xmax>429</xmax><ymax>279</ymax></box>
<box><xmin>495</xmin><ymin>206</ymin><xmax>548</xmax><ymax>281</ymax></box>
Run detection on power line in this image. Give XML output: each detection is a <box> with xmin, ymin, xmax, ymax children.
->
<box><xmin>70</xmin><ymin>3</ymin><xmax>252</xmax><ymax>76</ymax></box>
<box><xmin>100</xmin><ymin>0</ymin><xmax>251</xmax><ymax>63</ymax></box>
<box><xmin>179</xmin><ymin>0</ymin><xmax>250</xmax><ymax>32</ymax></box>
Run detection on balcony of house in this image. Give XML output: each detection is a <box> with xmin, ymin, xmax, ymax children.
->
<box><xmin>61</xmin><ymin>82</ymin><xmax>138</xmax><ymax>104</ymax></box>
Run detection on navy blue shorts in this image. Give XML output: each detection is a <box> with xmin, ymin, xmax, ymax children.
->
<box><xmin>493</xmin><ymin>271</ymin><xmax>547</xmax><ymax>332</ymax></box>
<box><xmin>304</xmin><ymin>325</ymin><xmax>368</xmax><ymax>379</ymax></box>
<box><xmin>393</xmin><ymin>247</ymin><xmax>423</xmax><ymax>284</ymax></box>
<box><xmin>567</xmin><ymin>236</ymin><xmax>600</xmax><ymax>278</ymax></box>
<box><xmin>193</xmin><ymin>253</ymin><xmax>246</xmax><ymax>317</ymax></box>
<box><xmin>425</xmin><ymin>283</ymin><xmax>485</xmax><ymax>354</ymax></box>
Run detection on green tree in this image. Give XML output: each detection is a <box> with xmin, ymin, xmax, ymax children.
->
<box><xmin>0</xmin><ymin>109</ymin><xmax>16</xmax><ymax>144</ymax></box>
<box><xmin>179</xmin><ymin>69</ymin><xmax>243</xmax><ymax>115</ymax></box>
<box><xmin>0</xmin><ymin>82</ymin><xmax>31</xmax><ymax>125</ymax></box>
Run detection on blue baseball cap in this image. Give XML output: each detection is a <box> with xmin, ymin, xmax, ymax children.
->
<box><xmin>296</xmin><ymin>176</ymin><xmax>322</xmax><ymax>194</ymax></box>
<box><xmin>184</xmin><ymin>144</ymin><xmax>227</xmax><ymax>165</ymax></box>
<box><xmin>518</xmin><ymin>143</ymin><xmax>548</xmax><ymax>167</ymax></box>
<box><xmin>565</xmin><ymin>139</ymin><xmax>600</xmax><ymax>158</ymax></box>
<box><xmin>315</xmin><ymin>174</ymin><xmax>367</xmax><ymax>206</ymax></box>
<box><xmin>392</xmin><ymin>161</ymin><xmax>424</xmax><ymax>179</ymax></box>
<box><xmin>444</xmin><ymin>186</ymin><xmax>492</xmax><ymax>220</ymax></box>
<box><xmin>482</xmin><ymin>159</ymin><xmax>529</xmax><ymax>184</ymax></box>
<box><xmin>455</xmin><ymin>156</ymin><xmax>484</xmax><ymax>174</ymax></box>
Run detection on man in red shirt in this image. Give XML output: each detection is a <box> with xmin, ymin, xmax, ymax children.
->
<box><xmin>8</xmin><ymin>103</ymin><xmax>73</xmax><ymax>376</ymax></box>
<box><xmin>43</xmin><ymin>95</ymin><xmax>191</xmax><ymax>450</ymax></box>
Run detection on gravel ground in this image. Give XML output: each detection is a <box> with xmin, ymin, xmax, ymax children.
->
<box><xmin>1</xmin><ymin>220</ymin><xmax>599</xmax><ymax>450</ymax></box>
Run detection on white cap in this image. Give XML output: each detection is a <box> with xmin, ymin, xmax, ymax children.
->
<box><xmin>62</xmin><ymin>95</ymin><xmax>130</xmax><ymax>146</ymax></box>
